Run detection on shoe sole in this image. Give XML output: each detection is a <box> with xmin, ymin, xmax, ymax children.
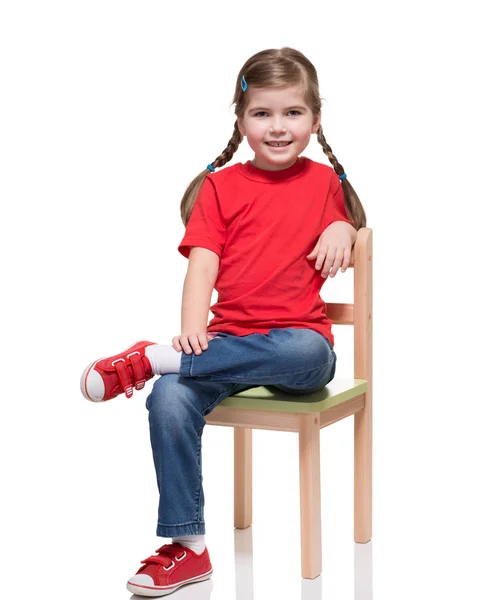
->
<box><xmin>126</xmin><ymin>568</ymin><xmax>213</xmax><ymax>597</ymax></box>
<box><xmin>80</xmin><ymin>359</ymin><xmax>103</xmax><ymax>402</ymax></box>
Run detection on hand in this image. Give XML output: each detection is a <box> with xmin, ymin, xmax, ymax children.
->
<box><xmin>306</xmin><ymin>222</ymin><xmax>354</xmax><ymax>278</ymax></box>
<box><xmin>172</xmin><ymin>332</ymin><xmax>214</xmax><ymax>355</ymax></box>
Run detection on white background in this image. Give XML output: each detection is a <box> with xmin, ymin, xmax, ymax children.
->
<box><xmin>1</xmin><ymin>1</ymin><xmax>486</xmax><ymax>599</ymax></box>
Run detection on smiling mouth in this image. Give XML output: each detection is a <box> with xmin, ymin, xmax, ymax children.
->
<box><xmin>265</xmin><ymin>142</ymin><xmax>292</xmax><ymax>147</ymax></box>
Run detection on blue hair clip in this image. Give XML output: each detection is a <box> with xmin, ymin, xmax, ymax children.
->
<box><xmin>241</xmin><ymin>74</ymin><xmax>248</xmax><ymax>92</ymax></box>
<box><xmin>339</xmin><ymin>173</ymin><xmax>347</xmax><ymax>181</ymax></box>
<box><xmin>207</xmin><ymin>164</ymin><xmax>215</xmax><ymax>172</ymax></box>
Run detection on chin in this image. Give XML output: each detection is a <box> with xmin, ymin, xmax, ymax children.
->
<box><xmin>268</xmin><ymin>153</ymin><xmax>299</xmax><ymax>163</ymax></box>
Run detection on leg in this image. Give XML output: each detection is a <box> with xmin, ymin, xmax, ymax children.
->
<box><xmin>234</xmin><ymin>427</ymin><xmax>252</xmax><ymax>529</ymax></box>
<box><xmin>81</xmin><ymin>328</ymin><xmax>336</xmax><ymax>403</ymax></box>
<box><xmin>299</xmin><ymin>413</ymin><xmax>322</xmax><ymax>579</ymax></box>
<box><xmin>354</xmin><ymin>391</ymin><xmax>372</xmax><ymax>543</ymax></box>
<box><xmin>179</xmin><ymin>328</ymin><xmax>337</xmax><ymax>393</ymax></box>
<box><xmin>145</xmin><ymin>374</ymin><xmax>255</xmax><ymax>537</ymax></box>
<box><xmin>126</xmin><ymin>376</ymin><xmax>257</xmax><ymax>596</ymax></box>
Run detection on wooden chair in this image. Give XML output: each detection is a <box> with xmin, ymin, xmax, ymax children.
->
<box><xmin>205</xmin><ymin>227</ymin><xmax>373</xmax><ymax>579</ymax></box>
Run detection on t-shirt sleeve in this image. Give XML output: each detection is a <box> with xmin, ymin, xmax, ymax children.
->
<box><xmin>322</xmin><ymin>173</ymin><xmax>354</xmax><ymax>230</ymax></box>
<box><xmin>178</xmin><ymin>176</ymin><xmax>227</xmax><ymax>259</ymax></box>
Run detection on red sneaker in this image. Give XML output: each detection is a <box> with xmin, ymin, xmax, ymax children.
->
<box><xmin>126</xmin><ymin>542</ymin><xmax>213</xmax><ymax>597</ymax></box>
<box><xmin>80</xmin><ymin>341</ymin><xmax>156</xmax><ymax>402</ymax></box>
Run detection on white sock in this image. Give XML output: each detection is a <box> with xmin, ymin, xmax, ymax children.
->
<box><xmin>172</xmin><ymin>534</ymin><xmax>206</xmax><ymax>555</ymax></box>
<box><xmin>145</xmin><ymin>344</ymin><xmax>182</xmax><ymax>375</ymax></box>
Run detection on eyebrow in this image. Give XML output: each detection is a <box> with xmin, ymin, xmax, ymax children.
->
<box><xmin>248</xmin><ymin>105</ymin><xmax>307</xmax><ymax>113</ymax></box>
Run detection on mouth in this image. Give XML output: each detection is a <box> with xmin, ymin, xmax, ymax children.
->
<box><xmin>265</xmin><ymin>141</ymin><xmax>293</xmax><ymax>147</ymax></box>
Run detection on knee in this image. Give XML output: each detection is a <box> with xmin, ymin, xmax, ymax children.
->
<box><xmin>279</xmin><ymin>329</ymin><xmax>333</xmax><ymax>365</ymax></box>
<box><xmin>146</xmin><ymin>374</ymin><xmax>187</xmax><ymax>419</ymax></box>
<box><xmin>305</xmin><ymin>330</ymin><xmax>333</xmax><ymax>362</ymax></box>
<box><xmin>146</xmin><ymin>375</ymin><xmax>206</xmax><ymax>438</ymax></box>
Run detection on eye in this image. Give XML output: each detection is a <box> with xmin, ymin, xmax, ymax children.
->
<box><xmin>253</xmin><ymin>110</ymin><xmax>302</xmax><ymax>117</ymax></box>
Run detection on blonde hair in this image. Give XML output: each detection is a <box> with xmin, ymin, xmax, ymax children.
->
<box><xmin>179</xmin><ymin>47</ymin><xmax>366</xmax><ymax>229</ymax></box>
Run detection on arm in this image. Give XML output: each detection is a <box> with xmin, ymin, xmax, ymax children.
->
<box><xmin>181</xmin><ymin>247</ymin><xmax>220</xmax><ymax>332</ymax></box>
<box><xmin>307</xmin><ymin>221</ymin><xmax>358</xmax><ymax>277</ymax></box>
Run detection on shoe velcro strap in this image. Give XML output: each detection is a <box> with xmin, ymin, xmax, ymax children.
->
<box><xmin>114</xmin><ymin>361</ymin><xmax>133</xmax><ymax>398</ymax></box>
<box><xmin>141</xmin><ymin>554</ymin><xmax>176</xmax><ymax>568</ymax></box>
<box><xmin>129</xmin><ymin>353</ymin><xmax>145</xmax><ymax>390</ymax></box>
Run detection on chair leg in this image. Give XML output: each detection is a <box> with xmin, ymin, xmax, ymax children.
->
<box><xmin>354</xmin><ymin>393</ymin><xmax>372</xmax><ymax>542</ymax></box>
<box><xmin>298</xmin><ymin>414</ymin><xmax>322</xmax><ymax>579</ymax></box>
<box><xmin>234</xmin><ymin>427</ymin><xmax>252</xmax><ymax>529</ymax></box>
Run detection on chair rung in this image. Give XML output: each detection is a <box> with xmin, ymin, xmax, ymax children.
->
<box><xmin>327</xmin><ymin>303</ymin><xmax>354</xmax><ymax>325</ymax></box>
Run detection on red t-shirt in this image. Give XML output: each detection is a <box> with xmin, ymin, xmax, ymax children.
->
<box><xmin>178</xmin><ymin>156</ymin><xmax>353</xmax><ymax>347</ymax></box>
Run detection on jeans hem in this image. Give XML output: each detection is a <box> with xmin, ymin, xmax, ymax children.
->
<box><xmin>157</xmin><ymin>522</ymin><xmax>206</xmax><ymax>537</ymax></box>
<box><xmin>179</xmin><ymin>352</ymin><xmax>192</xmax><ymax>377</ymax></box>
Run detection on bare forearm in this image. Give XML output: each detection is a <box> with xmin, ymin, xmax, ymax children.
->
<box><xmin>181</xmin><ymin>267</ymin><xmax>216</xmax><ymax>332</ymax></box>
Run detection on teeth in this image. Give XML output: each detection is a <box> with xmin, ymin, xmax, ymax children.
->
<box><xmin>268</xmin><ymin>142</ymin><xmax>290</xmax><ymax>146</ymax></box>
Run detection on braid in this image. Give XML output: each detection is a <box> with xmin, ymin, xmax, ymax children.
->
<box><xmin>316</xmin><ymin>125</ymin><xmax>346</xmax><ymax>178</ymax></box>
<box><xmin>316</xmin><ymin>125</ymin><xmax>367</xmax><ymax>230</ymax></box>
<box><xmin>180</xmin><ymin>120</ymin><xmax>243</xmax><ymax>226</ymax></box>
<box><xmin>207</xmin><ymin>120</ymin><xmax>243</xmax><ymax>171</ymax></box>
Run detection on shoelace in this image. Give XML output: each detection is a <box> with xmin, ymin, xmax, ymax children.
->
<box><xmin>112</xmin><ymin>351</ymin><xmax>148</xmax><ymax>398</ymax></box>
<box><xmin>140</xmin><ymin>544</ymin><xmax>187</xmax><ymax>570</ymax></box>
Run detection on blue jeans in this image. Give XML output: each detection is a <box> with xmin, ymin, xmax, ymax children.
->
<box><xmin>145</xmin><ymin>328</ymin><xmax>336</xmax><ymax>538</ymax></box>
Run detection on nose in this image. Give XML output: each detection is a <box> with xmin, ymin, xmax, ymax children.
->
<box><xmin>269</xmin><ymin>118</ymin><xmax>287</xmax><ymax>134</ymax></box>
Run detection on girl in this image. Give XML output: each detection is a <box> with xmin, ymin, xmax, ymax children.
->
<box><xmin>80</xmin><ymin>46</ymin><xmax>367</xmax><ymax>597</ymax></box>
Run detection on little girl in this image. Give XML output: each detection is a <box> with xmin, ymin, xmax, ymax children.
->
<box><xmin>80</xmin><ymin>46</ymin><xmax>367</xmax><ymax>597</ymax></box>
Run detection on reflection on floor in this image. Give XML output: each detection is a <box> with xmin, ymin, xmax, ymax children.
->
<box><xmin>129</xmin><ymin>526</ymin><xmax>373</xmax><ymax>600</ymax></box>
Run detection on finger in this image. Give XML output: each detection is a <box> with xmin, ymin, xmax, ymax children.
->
<box><xmin>341</xmin><ymin>248</ymin><xmax>351</xmax><ymax>272</ymax></box>
<box><xmin>328</xmin><ymin>250</ymin><xmax>344</xmax><ymax>277</ymax></box>
<box><xmin>180</xmin><ymin>336</ymin><xmax>193</xmax><ymax>355</ymax></box>
<box><xmin>172</xmin><ymin>337</ymin><xmax>182</xmax><ymax>352</ymax></box>
<box><xmin>314</xmin><ymin>245</ymin><xmax>327</xmax><ymax>270</ymax></box>
<box><xmin>307</xmin><ymin>241</ymin><xmax>319</xmax><ymax>259</ymax></box>
<box><xmin>321</xmin><ymin>248</ymin><xmax>337</xmax><ymax>277</ymax></box>
<box><xmin>198</xmin><ymin>333</ymin><xmax>209</xmax><ymax>351</ymax></box>
<box><xmin>189</xmin><ymin>334</ymin><xmax>202</xmax><ymax>355</ymax></box>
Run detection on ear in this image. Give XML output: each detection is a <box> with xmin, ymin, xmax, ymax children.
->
<box><xmin>312</xmin><ymin>112</ymin><xmax>321</xmax><ymax>134</ymax></box>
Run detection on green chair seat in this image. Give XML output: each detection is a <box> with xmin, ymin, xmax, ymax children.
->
<box><xmin>219</xmin><ymin>378</ymin><xmax>368</xmax><ymax>414</ymax></box>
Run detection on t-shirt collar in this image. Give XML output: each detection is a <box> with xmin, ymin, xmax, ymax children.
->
<box><xmin>238</xmin><ymin>156</ymin><xmax>309</xmax><ymax>182</ymax></box>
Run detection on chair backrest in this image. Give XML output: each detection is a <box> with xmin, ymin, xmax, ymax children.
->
<box><xmin>326</xmin><ymin>227</ymin><xmax>372</xmax><ymax>384</ymax></box>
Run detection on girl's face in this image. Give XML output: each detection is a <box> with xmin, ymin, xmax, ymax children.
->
<box><xmin>237</xmin><ymin>84</ymin><xmax>321</xmax><ymax>171</ymax></box>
